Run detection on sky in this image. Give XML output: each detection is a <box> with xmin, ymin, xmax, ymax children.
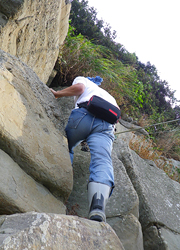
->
<box><xmin>87</xmin><ymin>0</ymin><xmax>180</xmax><ymax>102</ymax></box>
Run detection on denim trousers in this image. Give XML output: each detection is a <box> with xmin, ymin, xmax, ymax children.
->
<box><xmin>65</xmin><ymin>107</ymin><xmax>115</xmax><ymax>190</ymax></box>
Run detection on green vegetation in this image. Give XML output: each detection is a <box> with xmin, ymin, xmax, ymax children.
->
<box><xmin>50</xmin><ymin>0</ymin><xmax>180</xmax><ymax>161</ymax></box>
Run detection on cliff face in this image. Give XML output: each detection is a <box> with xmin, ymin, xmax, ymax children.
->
<box><xmin>0</xmin><ymin>1</ymin><xmax>180</xmax><ymax>250</ymax></box>
<box><xmin>0</xmin><ymin>1</ymin><xmax>123</xmax><ymax>249</ymax></box>
<box><xmin>0</xmin><ymin>0</ymin><xmax>71</xmax><ymax>83</ymax></box>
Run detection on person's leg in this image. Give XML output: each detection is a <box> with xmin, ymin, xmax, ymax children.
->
<box><xmin>86</xmin><ymin>119</ymin><xmax>115</xmax><ymax>188</ymax></box>
<box><xmin>66</xmin><ymin>110</ymin><xmax>115</xmax><ymax>222</ymax></box>
<box><xmin>86</xmin><ymin>119</ymin><xmax>115</xmax><ymax>222</ymax></box>
<box><xmin>65</xmin><ymin>108</ymin><xmax>94</xmax><ymax>164</ymax></box>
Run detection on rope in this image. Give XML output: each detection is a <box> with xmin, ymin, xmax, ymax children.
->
<box><xmin>115</xmin><ymin>118</ymin><xmax>180</xmax><ymax>135</ymax></box>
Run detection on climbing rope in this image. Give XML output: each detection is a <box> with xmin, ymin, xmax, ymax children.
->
<box><xmin>115</xmin><ymin>118</ymin><xmax>180</xmax><ymax>135</ymax></box>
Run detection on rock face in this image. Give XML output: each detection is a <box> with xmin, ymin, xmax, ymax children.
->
<box><xmin>0</xmin><ymin>0</ymin><xmax>180</xmax><ymax>249</ymax></box>
<box><xmin>0</xmin><ymin>49</ymin><xmax>73</xmax><ymax>201</ymax></box>
<box><xmin>0</xmin><ymin>212</ymin><xmax>124</xmax><ymax>250</ymax></box>
<box><xmin>0</xmin><ymin>149</ymin><xmax>66</xmax><ymax>215</ymax></box>
<box><xmin>114</xmin><ymin>124</ymin><xmax>180</xmax><ymax>250</ymax></box>
<box><xmin>0</xmin><ymin>0</ymin><xmax>71</xmax><ymax>83</ymax></box>
<box><xmin>0</xmin><ymin>52</ymin><xmax>180</xmax><ymax>250</ymax></box>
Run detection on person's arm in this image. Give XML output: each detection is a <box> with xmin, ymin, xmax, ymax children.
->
<box><xmin>50</xmin><ymin>83</ymin><xmax>85</xmax><ymax>98</ymax></box>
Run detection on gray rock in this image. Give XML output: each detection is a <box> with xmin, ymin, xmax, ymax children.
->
<box><xmin>0</xmin><ymin>50</ymin><xmax>73</xmax><ymax>201</ymax></box>
<box><xmin>143</xmin><ymin>226</ymin><xmax>180</xmax><ymax>250</ymax></box>
<box><xmin>121</xmin><ymin>151</ymin><xmax>180</xmax><ymax>234</ymax></box>
<box><xmin>107</xmin><ymin>151</ymin><xmax>139</xmax><ymax>219</ymax></box>
<box><xmin>0</xmin><ymin>212</ymin><xmax>124</xmax><ymax>250</ymax></box>
<box><xmin>0</xmin><ymin>12</ymin><xmax>8</xmax><ymax>27</ymax></box>
<box><xmin>107</xmin><ymin>214</ymin><xmax>144</xmax><ymax>250</ymax></box>
<box><xmin>0</xmin><ymin>149</ymin><xmax>66</xmax><ymax>215</ymax></box>
<box><xmin>115</xmin><ymin>123</ymin><xmax>180</xmax><ymax>248</ymax></box>
<box><xmin>0</xmin><ymin>0</ymin><xmax>23</xmax><ymax>18</ymax></box>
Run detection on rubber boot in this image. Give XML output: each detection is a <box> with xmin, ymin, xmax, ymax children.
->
<box><xmin>88</xmin><ymin>182</ymin><xmax>111</xmax><ymax>222</ymax></box>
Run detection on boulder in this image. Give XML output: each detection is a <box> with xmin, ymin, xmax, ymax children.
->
<box><xmin>143</xmin><ymin>226</ymin><xmax>180</xmax><ymax>250</ymax></box>
<box><xmin>0</xmin><ymin>0</ymin><xmax>71</xmax><ymax>83</ymax></box>
<box><xmin>0</xmin><ymin>212</ymin><xmax>124</xmax><ymax>250</ymax></box>
<box><xmin>0</xmin><ymin>149</ymin><xmax>66</xmax><ymax>215</ymax></box>
<box><xmin>107</xmin><ymin>214</ymin><xmax>144</xmax><ymax>250</ymax></box>
<box><xmin>127</xmin><ymin>154</ymin><xmax>180</xmax><ymax>233</ymax></box>
<box><xmin>0</xmin><ymin>49</ymin><xmax>73</xmax><ymax>201</ymax></box>
<box><xmin>115</xmin><ymin>122</ymin><xmax>180</xmax><ymax>248</ymax></box>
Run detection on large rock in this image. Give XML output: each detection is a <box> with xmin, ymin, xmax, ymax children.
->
<box><xmin>0</xmin><ymin>0</ymin><xmax>71</xmax><ymax>83</ymax></box>
<box><xmin>107</xmin><ymin>214</ymin><xmax>143</xmax><ymax>250</ymax></box>
<box><xmin>0</xmin><ymin>212</ymin><xmax>124</xmax><ymax>250</ymax></box>
<box><xmin>115</xmin><ymin>122</ymin><xmax>180</xmax><ymax>249</ymax></box>
<box><xmin>128</xmin><ymin>153</ymin><xmax>180</xmax><ymax>233</ymax></box>
<box><xmin>143</xmin><ymin>226</ymin><xmax>180</xmax><ymax>250</ymax></box>
<box><xmin>0</xmin><ymin>49</ymin><xmax>73</xmax><ymax>201</ymax></box>
<box><xmin>0</xmin><ymin>149</ymin><xmax>66</xmax><ymax>215</ymax></box>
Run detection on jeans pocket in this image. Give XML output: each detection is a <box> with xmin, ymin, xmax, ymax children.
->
<box><xmin>66</xmin><ymin>109</ymin><xmax>87</xmax><ymax>129</ymax></box>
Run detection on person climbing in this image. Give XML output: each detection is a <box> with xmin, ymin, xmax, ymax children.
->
<box><xmin>50</xmin><ymin>76</ymin><xmax>120</xmax><ymax>222</ymax></box>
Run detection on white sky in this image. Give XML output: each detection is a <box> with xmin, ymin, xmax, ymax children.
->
<box><xmin>87</xmin><ymin>0</ymin><xmax>180</xmax><ymax>102</ymax></box>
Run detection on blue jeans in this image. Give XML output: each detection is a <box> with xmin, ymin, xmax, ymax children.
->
<box><xmin>65</xmin><ymin>108</ymin><xmax>115</xmax><ymax>190</ymax></box>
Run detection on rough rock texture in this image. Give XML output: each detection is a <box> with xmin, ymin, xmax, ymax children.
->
<box><xmin>107</xmin><ymin>214</ymin><xmax>143</xmax><ymax>250</ymax></box>
<box><xmin>1</xmin><ymin>0</ymin><xmax>180</xmax><ymax>246</ymax></box>
<box><xmin>0</xmin><ymin>0</ymin><xmax>71</xmax><ymax>83</ymax></box>
<box><xmin>0</xmin><ymin>50</ymin><xmax>73</xmax><ymax>201</ymax></box>
<box><xmin>114</xmin><ymin>122</ymin><xmax>180</xmax><ymax>249</ymax></box>
<box><xmin>0</xmin><ymin>61</ymin><xmax>180</xmax><ymax>248</ymax></box>
<box><xmin>0</xmin><ymin>149</ymin><xmax>66</xmax><ymax>215</ymax></box>
<box><xmin>0</xmin><ymin>212</ymin><xmax>124</xmax><ymax>250</ymax></box>
<box><xmin>124</xmin><ymin>152</ymin><xmax>180</xmax><ymax>234</ymax></box>
<box><xmin>129</xmin><ymin>131</ymin><xmax>180</xmax><ymax>183</ymax></box>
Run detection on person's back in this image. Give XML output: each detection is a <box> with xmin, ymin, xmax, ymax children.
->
<box><xmin>73</xmin><ymin>76</ymin><xmax>117</xmax><ymax>108</ymax></box>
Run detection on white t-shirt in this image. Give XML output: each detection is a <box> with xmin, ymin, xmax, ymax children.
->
<box><xmin>72</xmin><ymin>76</ymin><xmax>118</xmax><ymax>108</ymax></box>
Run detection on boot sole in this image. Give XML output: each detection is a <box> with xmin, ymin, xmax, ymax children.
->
<box><xmin>89</xmin><ymin>209</ymin><xmax>106</xmax><ymax>222</ymax></box>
